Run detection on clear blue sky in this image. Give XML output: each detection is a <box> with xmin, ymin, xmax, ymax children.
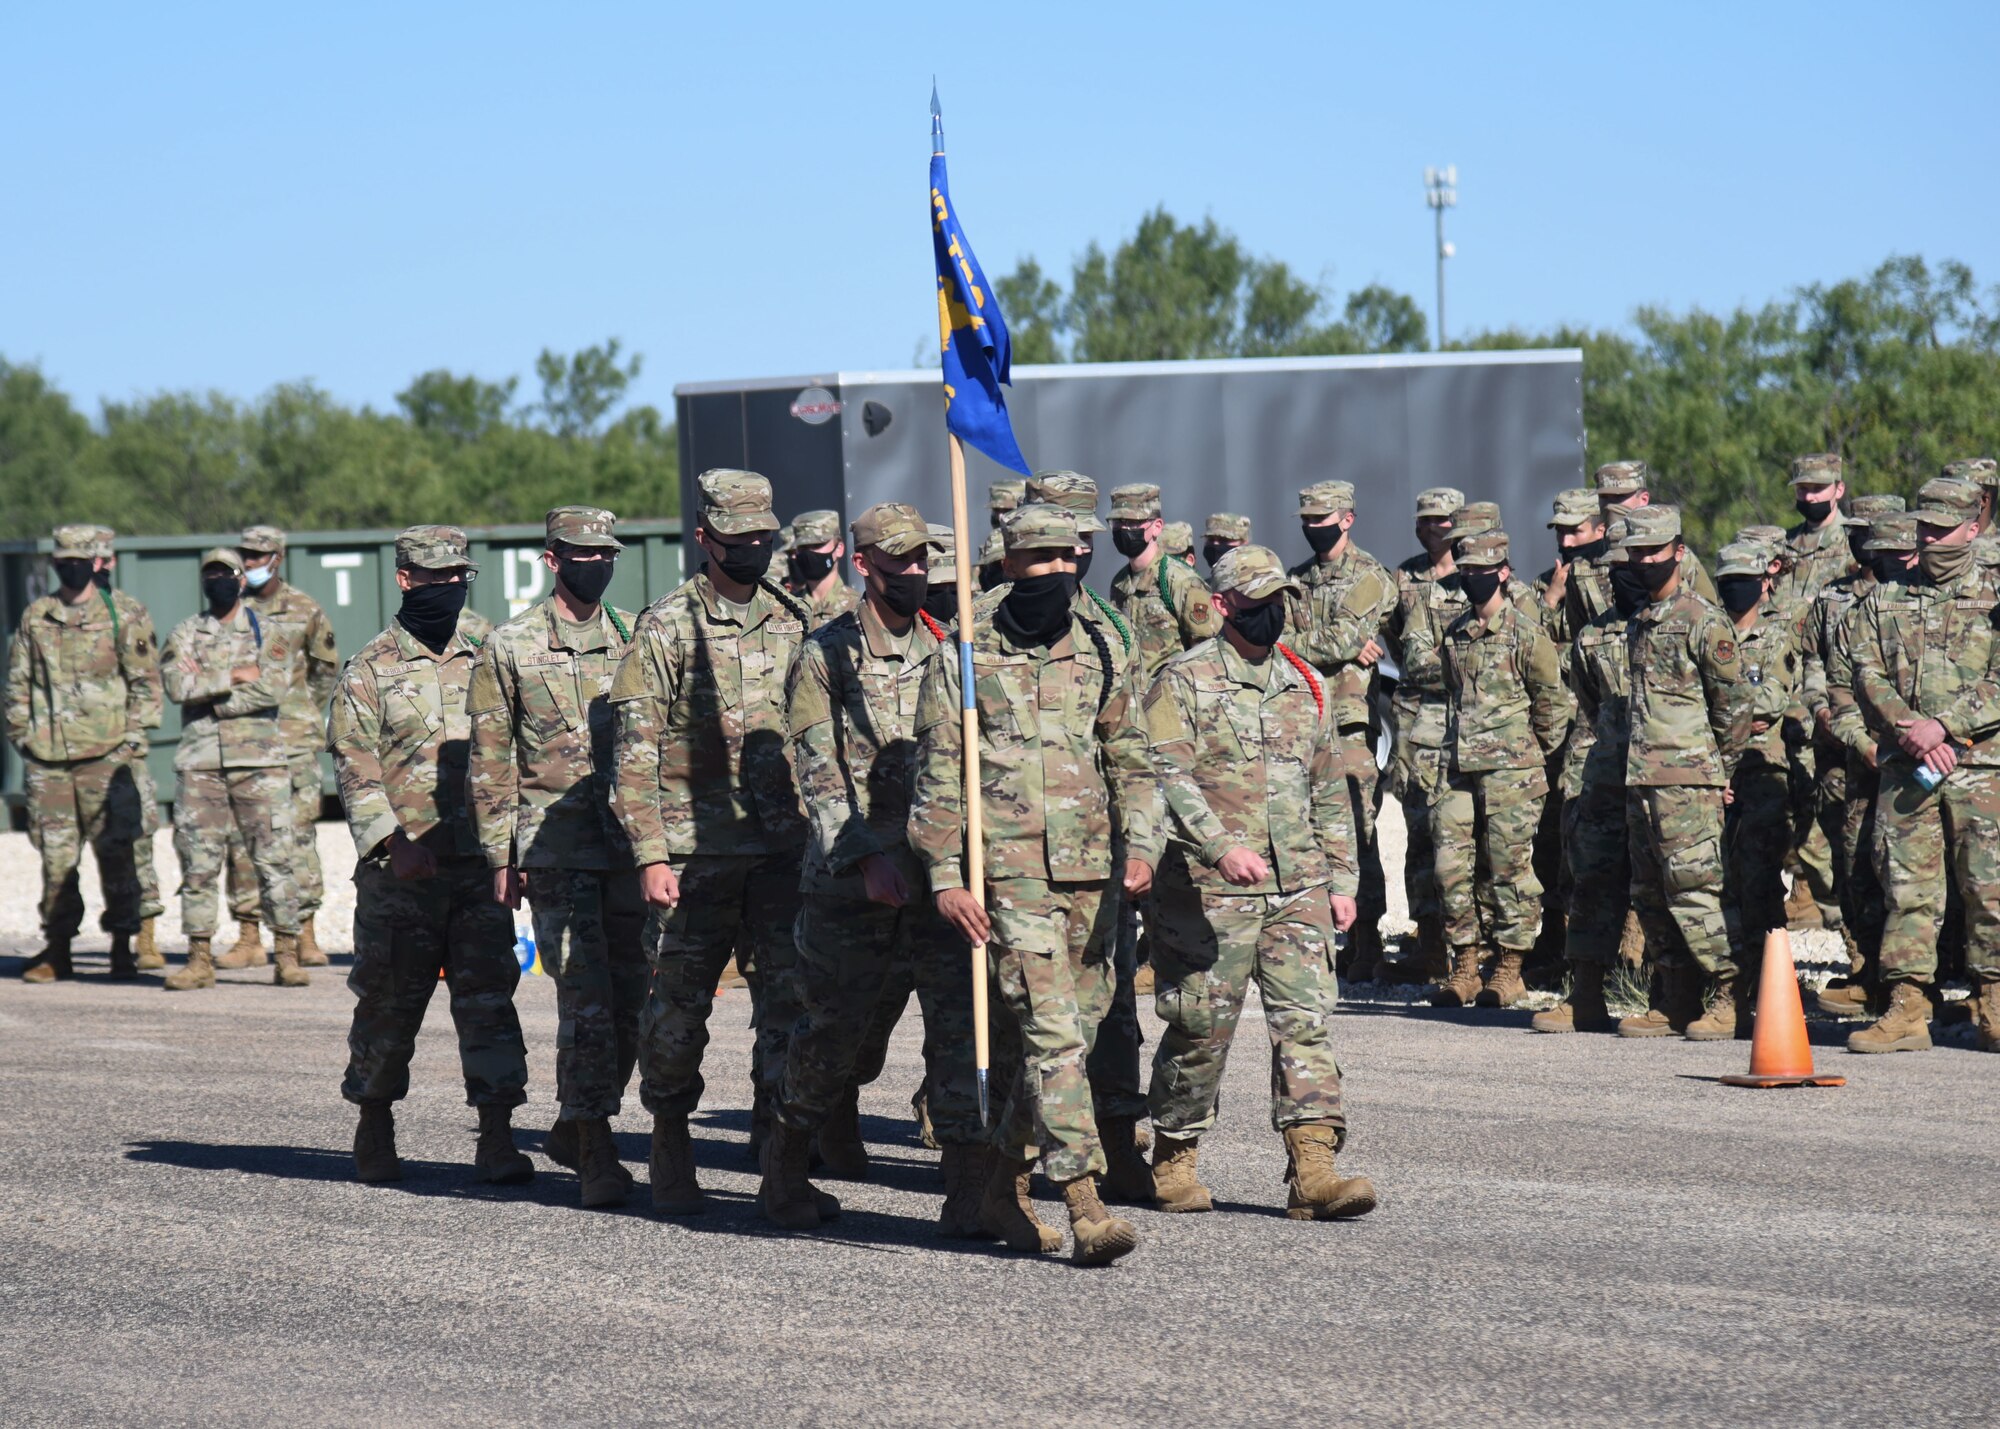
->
<box><xmin>5</xmin><ymin>1</ymin><xmax>1994</xmax><ymax>420</ymax></box>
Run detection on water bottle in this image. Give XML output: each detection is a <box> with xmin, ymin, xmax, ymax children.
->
<box><xmin>512</xmin><ymin>915</ymin><xmax>538</xmax><ymax>975</ymax></box>
<box><xmin>1915</xmin><ymin>742</ymin><xmax>1962</xmax><ymax>792</ymax></box>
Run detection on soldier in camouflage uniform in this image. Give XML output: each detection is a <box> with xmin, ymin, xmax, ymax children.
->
<box><xmin>911</xmin><ymin>503</ymin><xmax>1160</xmax><ymax>1265</ymax></box>
<box><xmin>976</xmin><ymin>528</ymin><xmax>1007</xmax><ymax>592</ymax></box>
<box><xmin>1613</xmin><ymin>506</ymin><xmax>1753</xmax><ymax>1040</ymax></box>
<box><xmin>1202</xmin><ymin>513</ymin><xmax>1251</xmax><ymax>575</ymax></box>
<box><xmin>1417</xmin><ymin>532</ymin><xmax>1566</xmax><ymax>1007</ymax></box>
<box><xmin>1142</xmin><ymin>545</ymin><xmax>1375</xmax><ymax>1221</ymax></box>
<box><xmin>988</xmin><ymin>478</ymin><xmax>1026</xmax><ymax>529</ymax></box>
<box><xmin>1108</xmin><ymin>482</ymin><xmax>1222</xmax><ymax>686</ymax></box>
<box><xmin>610</xmin><ymin>470</ymin><xmax>811</xmax><ymax>1213</ymax></box>
<box><xmin>331</xmin><ymin>525</ymin><xmax>534</xmax><ymax>1187</ymax></box>
<box><xmin>1848</xmin><ymin>477</ymin><xmax>2000</xmax><ymax>1054</ymax></box>
<box><xmin>1162</xmin><ymin>521</ymin><xmax>1195</xmax><ymax>567</ymax></box>
<box><xmin>1592</xmin><ymin>460</ymin><xmax>1718</xmax><ymax>603</ymax></box>
<box><xmin>787</xmin><ymin>509</ymin><xmax>861</xmax><ymax>629</ymax></box>
<box><xmin>6</xmin><ymin>525</ymin><xmax>161</xmax><ymax>982</ymax></box>
<box><xmin>218</xmin><ymin>526</ymin><xmax>340</xmax><ymax>970</ymax></box>
<box><xmin>467</xmin><ymin>506</ymin><xmax>641</xmax><ymax>1208</ymax></box>
<box><xmin>159</xmin><ymin>549</ymin><xmax>306</xmax><ymax>992</ymax></box>
<box><xmin>1283</xmin><ymin>480</ymin><xmax>1397</xmax><ymax>978</ymax></box>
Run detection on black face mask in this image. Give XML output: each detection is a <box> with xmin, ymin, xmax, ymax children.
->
<box><xmin>790</xmin><ymin>548</ymin><xmax>835</xmax><ymax>584</ymax></box>
<box><xmin>875</xmin><ymin>571</ymin><xmax>928</xmax><ymax>619</ymax></box>
<box><xmin>203</xmin><ymin>574</ymin><xmax>243</xmax><ymax>615</ymax></box>
<box><xmin>978</xmin><ymin>563</ymin><xmax>1006</xmax><ymax>593</ymax></box>
<box><xmin>398</xmin><ymin>581</ymin><xmax>468</xmax><ymax>653</ymax></box>
<box><xmin>998</xmin><ymin>572</ymin><xmax>1078</xmax><ymax>645</ymax></box>
<box><xmin>1848</xmin><ymin>533</ymin><xmax>1871</xmax><ymax>567</ymax></box>
<box><xmin>1203</xmin><ymin>541</ymin><xmax>1232</xmax><ymax>571</ymax></box>
<box><xmin>1302</xmin><ymin>522</ymin><xmax>1342</xmax><ymax>556</ymax></box>
<box><xmin>1228</xmin><ymin>599</ymin><xmax>1285</xmax><ymax>648</ymax></box>
<box><xmin>1074</xmin><ymin>547</ymin><xmax>1093</xmax><ymax>581</ymax></box>
<box><xmin>923</xmin><ymin>586</ymin><xmax>959</xmax><ymax>623</ymax></box>
<box><xmin>1796</xmin><ymin>496</ymin><xmax>1836</xmax><ymax>523</ymax></box>
<box><xmin>1717</xmin><ymin>576</ymin><xmax>1765</xmax><ymax>615</ymax></box>
<box><xmin>1460</xmin><ymin>569</ymin><xmax>1505</xmax><ymax>607</ymax></box>
<box><xmin>1609</xmin><ymin>565</ymin><xmax>1651</xmax><ymax>616</ymax></box>
<box><xmin>1112</xmin><ymin>527</ymin><xmax>1150</xmax><ymax>559</ymax></box>
<box><xmin>1566</xmin><ymin>536</ymin><xmax>1608</xmax><ymax>565</ymax></box>
<box><xmin>54</xmin><ymin>559</ymin><xmax>95</xmax><ymax>594</ymax></box>
<box><xmin>707</xmin><ymin>533</ymin><xmax>774</xmax><ymax>586</ymax></box>
<box><xmin>93</xmin><ymin>566</ymin><xmax>113</xmax><ymax>590</ymax></box>
<box><xmin>1637</xmin><ymin>552</ymin><xmax>1679</xmax><ymax>593</ymax></box>
<box><xmin>557</xmin><ymin>557</ymin><xmax>615</xmax><ymax>607</ymax></box>
<box><xmin>1874</xmin><ymin>556</ymin><xmax>1914</xmax><ymax>585</ymax></box>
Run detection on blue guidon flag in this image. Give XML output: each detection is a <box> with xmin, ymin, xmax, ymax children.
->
<box><xmin>930</xmin><ymin>88</ymin><xmax>1030</xmax><ymax>475</ymax></box>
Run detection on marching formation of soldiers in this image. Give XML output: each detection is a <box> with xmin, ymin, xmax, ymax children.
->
<box><xmin>10</xmin><ymin>447</ymin><xmax>1996</xmax><ymax>1265</ymax></box>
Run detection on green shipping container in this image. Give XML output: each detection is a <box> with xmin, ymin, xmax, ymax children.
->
<box><xmin>0</xmin><ymin>520</ymin><xmax>684</xmax><ymax>820</ymax></box>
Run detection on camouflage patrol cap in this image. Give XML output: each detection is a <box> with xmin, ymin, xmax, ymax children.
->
<box><xmin>1864</xmin><ymin>513</ymin><xmax>1918</xmax><ymax>552</ymax></box>
<box><xmin>1204</xmin><ymin>512</ymin><xmax>1251</xmax><ymax>541</ymax></box>
<box><xmin>851</xmin><ymin>502</ymin><xmax>939</xmax><ymax>558</ymax></box>
<box><xmin>791</xmin><ymin>509</ymin><xmax>842</xmax><ymax>546</ymax></box>
<box><xmin>1594</xmin><ymin>461</ymin><xmax>1650</xmax><ymax>497</ymax></box>
<box><xmin>988</xmin><ymin>479</ymin><xmax>1027</xmax><ymax>515</ymax></box>
<box><xmin>545</xmin><ymin>505</ymin><xmax>622</xmax><ymax>551</ymax></box>
<box><xmin>1455</xmin><ymin>531</ymin><xmax>1510</xmax><ymax>568</ymax></box>
<box><xmin>697</xmin><ymin>468</ymin><xmax>780</xmax><ymax>536</ymax></box>
<box><xmin>1738</xmin><ymin>523</ymin><xmax>1785</xmax><ymax>544</ymax></box>
<box><xmin>978</xmin><ymin>529</ymin><xmax>1006</xmax><ymax>566</ymax></box>
<box><xmin>1602</xmin><ymin>513</ymin><xmax>1632</xmax><ymax>562</ymax></box>
<box><xmin>1161</xmin><ymin>521</ymin><xmax>1194</xmax><ymax>556</ymax></box>
<box><xmin>1415</xmin><ymin>487</ymin><xmax>1465</xmax><ymax>518</ymax></box>
<box><xmin>51</xmin><ymin>523</ymin><xmax>99</xmax><ymax>559</ymax></box>
<box><xmin>1002</xmin><ymin>502</ymin><xmax>1080</xmax><ymax>553</ymax></box>
<box><xmin>1210</xmin><ymin>544</ymin><xmax>1300</xmax><ymax>601</ymax></box>
<box><xmin>1452</xmin><ymin>502</ymin><xmax>1501</xmax><ymax>539</ymax></box>
<box><xmin>239</xmin><ymin>525</ymin><xmax>287</xmax><ymax>555</ymax></box>
<box><xmin>1615</xmin><ymin>504</ymin><xmax>1682</xmax><ymax>551</ymax></box>
<box><xmin>1942</xmin><ymin>457</ymin><xmax>1999</xmax><ymax>490</ymax></box>
<box><xmin>1847</xmin><ymin>493</ymin><xmax>1905</xmax><ymax>521</ymax></box>
<box><xmin>1548</xmin><ymin>488</ymin><xmax>1597</xmax><ymax>528</ymax></box>
<box><xmin>1914</xmin><ymin>476</ymin><xmax>1983</xmax><ymax>529</ymax></box>
<box><xmin>926</xmin><ymin>523</ymin><xmax>957</xmax><ymax>581</ymax></box>
<box><xmin>1108</xmin><ymin>483</ymin><xmax>1161</xmax><ymax>521</ymax></box>
<box><xmin>1715</xmin><ymin>541</ymin><xmax>1770</xmax><ymax>578</ymax></box>
<box><xmin>199</xmin><ymin>545</ymin><xmax>246</xmax><ymax>575</ymax></box>
<box><xmin>1734</xmin><ymin>526</ymin><xmax>1791</xmax><ymax>571</ymax></box>
<box><xmin>86</xmin><ymin>524</ymin><xmax>117</xmax><ymax>559</ymax></box>
<box><xmin>395</xmin><ymin>524</ymin><xmax>477</xmax><ymax>571</ymax></box>
<box><xmin>1788</xmin><ymin>452</ymin><xmax>1844</xmax><ymax>488</ymax></box>
<box><xmin>775</xmin><ymin>523</ymin><xmax>797</xmax><ymax>554</ymax></box>
<box><xmin>1298</xmin><ymin>481</ymin><xmax>1355</xmax><ymax>517</ymax></box>
<box><xmin>1027</xmin><ymin>471</ymin><xmax>1105</xmax><ymax>534</ymax></box>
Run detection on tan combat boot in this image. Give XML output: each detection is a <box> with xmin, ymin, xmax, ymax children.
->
<box><xmin>1784</xmin><ymin>875</ymin><xmax>1822</xmax><ymax>930</ymax></box>
<box><xmin>474</xmin><ymin>1105</ymin><xmax>534</xmax><ymax>1184</ymax></box>
<box><xmin>354</xmin><ymin>1103</ymin><xmax>401</xmax><ymax>1183</ymax></box>
<box><xmin>936</xmin><ymin>1143</ymin><xmax>992</xmax><ymax>1237</ymax></box>
<box><xmin>1426</xmin><ymin>946</ymin><xmax>1485</xmax><ymax>1008</ymax></box>
<box><xmin>1282</xmin><ymin>1124</ymin><xmax>1377</xmax><ymax>1221</ymax></box>
<box><xmin>1532</xmin><ymin>962</ymin><xmax>1615</xmax><ymax>1033</ymax></box>
<box><xmin>1847</xmin><ymin>981</ymin><xmax>1933</xmax><ymax>1054</ymax></box>
<box><xmin>134</xmin><ymin>919</ymin><xmax>164</xmax><ymax>970</ymax></box>
<box><xmin>649</xmin><ymin>1115</ymin><xmax>705</xmax><ymax>1215</ymax></box>
<box><xmin>1618</xmin><ymin>962</ymin><xmax>1697</xmax><ymax>1038</ymax></box>
<box><xmin>1476</xmin><ymin>950</ymin><xmax>1528</xmax><ymax>1008</ymax></box>
<box><xmin>20</xmin><ymin>938</ymin><xmax>72</xmax><ymax>984</ymax></box>
<box><xmin>213</xmin><ymin>918</ymin><xmax>266</xmax><ymax>969</ymax></box>
<box><xmin>1972</xmin><ymin>980</ymin><xmax>2000</xmax><ymax>1053</ymax></box>
<box><xmin>814</xmin><ymin>1088</ymin><xmax>870</xmax><ymax>1181</ymax></box>
<box><xmin>1132</xmin><ymin>962</ymin><xmax>1156</xmax><ymax>996</ymax></box>
<box><xmin>1098</xmin><ymin>1115</ymin><xmax>1153</xmax><ymax>1204</ymax></box>
<box><xmin>1684</xmin><ymin>974</ymin><xmax>1739</xmax><ymax>1042</ymax></box>
<box><xmin>978</xmin><ymin>1151</ymin><xmax>1062</xmax><ymax>1253</ymax></box>
<box><xmin>272</xmin><ymin>932</ymin><xmax>311</xmax><ymax>988</ymax></box>
<box><xmin>1058</xmin><ymin>1174</ymin><xmax>1139</xmax><ymax>1266</ymax></box>
<box><xmin>108</xmin><ymin>932</ymin><xmax>138</xmax><ymax>982</ymax></box>
<box><xmin>296</xmin><ymin>914</ymin><xmax>328</xmax><ymax>967</ymax></box>
<box><xmin>1816</xmin><ymin>981</ymin><xmax>1872</xmax><ymax>1018</ymax></box>
<box><xmin>911</xmin><ymin>1088</ymin><xmax>938</xmax><ymax>1150</ymax></box>
<box><xmin>758</xmin><ymin>1118</ymin><xmax>827</xmax><ymax>1230</ymax></box>
<box><xmin>1617</xmin><ymin>907</ymin><xmax>1648</xmax><ymax>970</ymax></box>
<box><xmin>576</xmin><ymin>1118</ymin><xmax>629</xmax><ymax>1209</ymax></box>
<box><xmin>1150</xmin><ymin>1132</ymin><xmax>1212</xmax><ymax>1213</ymax></box>
<box><xmin>163</xmin><ymin>937</ymin><xmax>216</xmax><ymax>992</ymax></box>
<box><xmin>545</xmin><ymin>1118</ymin><xmax>580</xmax><ymax>1171</ymax></box>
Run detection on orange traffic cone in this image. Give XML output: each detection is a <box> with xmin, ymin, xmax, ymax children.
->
<box><xmin>1721</xmin><ymin>930</ymin><xmax>1845</xmax><ymax>1088</ymax></box>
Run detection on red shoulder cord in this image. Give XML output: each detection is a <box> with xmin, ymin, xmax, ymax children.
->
<box><xmin>1275</xmin><ymin>641</ymin><xmax>1324</xmax><ymax>720</ymax></box>
<box><xmin>919</xmin><ymin>610</ymin><xmax>950</xmax><ymax>644</ymax></box>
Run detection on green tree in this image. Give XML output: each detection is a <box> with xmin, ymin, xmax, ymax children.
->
<box><xmin>533</xmin><ymin>338</ymin><xmax>642</xmax><ymax>438</ymax></box>
<box><xmin>0</xmin><ymin>360</ymin><xmax>96</xmax><ymax>536</ymax></box>
<box><xmin>396</xmin><ymin>369</ymin><xmax>519</xmax><ymax>443</ymax></box>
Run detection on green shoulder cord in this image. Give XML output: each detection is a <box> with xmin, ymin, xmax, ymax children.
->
<box><xmin>1085</xmin><ymin>586</ymin><xmax>1132</xmax><ymax>653</ymax></box>
<box><xmin>1156</xmin><ymin>556</ymin><xmax>1175</xmax><ymax>610</ymax></box>
<box><xmin>98</xmin><ymin>586</ymin><xmax>120</xmax><ymax>644</ymax></box>
<box><xmin>606</xmin><ymin>606</ymin><xmax>632</xmax><ymax>643</ymax></box>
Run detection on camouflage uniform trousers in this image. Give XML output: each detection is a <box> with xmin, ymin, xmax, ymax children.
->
<box><xmin>173</xmin><ymin>766</ymin><xmax>301</xmax><ymax>938</ymax></box>
<box><xmin>1392</xmin><ymin>739</ymin><xmax>1449</xmax><ymax>924</ymax></box>
<box><xmin>1791</xmin><ymin>743</ymin><xmax>1845</xmax><ymax>932</ymax></box>
<box><xmin>50</xmin><ymin>759</ymin><xmax>164</xmax><ymax>932</ymax></box>
<box><xmin>985</xmin><ymin>875</ymin><xmax>1116</xmax><ymax>1183</ymax></box>
<box><xmin>635</xmin><ymin>852</ymin><xmax>802</xmax><ymax>1120</ymax></box>
<box><xmin>1531</xmin><ymin>758</ymin><xmax>1569</xmax><ymax>964</ymax></box>
<box><xmin>1723</xmin><ymin>755</ymin><xmax>1791</xmax><ymax>972</ymax></box>
<box><xmin>1627</xmin><ymin>785</ymin><xmax>1734</xmax><ymax>977</ymax></box>
<box><xmin>529</xmin><ymin>867</ymin><xmax>647</xmax><ymax>1121</ymax></box>
<box><xmin>779</xmin><ymin>889</ymin><xmax>982</xmax><ymax>1144</ymax></box>
<box><xmin>24</xmin><ymin>751</ymin><xmax>146</xmax><ymax>938</ymax></box>
<box><xmin>1084</xmin><ymin>889</ymin><xmax>1145</xmax><ymax>1123</ymax></box>
<box><xmin>1147</xmin><ymin>867</ymin><xmax>1346</xmax><ymax>1142</ymax></box>
<box><xmin>1841</xmin><ymin>765</ymin><xmax>1886</xmax><ymax>975</ymax></box>
<box><xmin>1428</xmin><ymin>767</ymin><xmax>1546</xmax><ymax>954</ymax></box>
<box><xmin>1872</xmin><ymin>763</ymin><xmax>2000</xmax><ymax>985</ymax></box>
<box><xmin>342</xmin><ymin>853</ymin><xmax>528</xmax><ymax>1108</ymax></box>
<box><xmin>1562</xmin><ymin>776</ymin><xmax>1631</xmax><ymax>966</ymax></box>
<box><xmin>227</xmin><ymin>754</ymin><xmax>326</xmax><ymax>919</ymax></box>
<box><xmin>1341</xmin><ymin>732</ymin><xmax>1389</xmax><ymax>944</ymax></box>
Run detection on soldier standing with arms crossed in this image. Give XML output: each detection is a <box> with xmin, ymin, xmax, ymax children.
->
<box><xmin>467</xmin><ymin>506</ymin><xmax>641</xmax><ymax>1208</ymax></box>
<box><xmin>331</xmin><ymin>526</ymin><xmax>533</xmax><ymax>1185</ymax></box>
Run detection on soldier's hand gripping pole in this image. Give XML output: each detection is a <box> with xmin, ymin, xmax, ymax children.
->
<box><xmin>947</xmin><ymin>433</ymin><xmax>991</xmax><ymax>1126</ymax></box>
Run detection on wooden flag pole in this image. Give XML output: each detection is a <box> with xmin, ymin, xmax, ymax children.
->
<box><xmin>945</xmin><ymin>431</ymin><xmax>991</xmax><ymax>1125</ymax></box>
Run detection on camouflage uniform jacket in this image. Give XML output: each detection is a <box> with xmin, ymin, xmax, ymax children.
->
<box><xmin>5</xmin><ymin>589</ymin><xmax>160</xmax><ymax>762</ymax></box>
<box><xmin>787</xmin><ymin>602</ymin><xmax>948</xmax><ymax>898</ymax></box>
<box><xmin>1395</xmin><ymin>574</ymin><xmax>1539</xmax><ymax>757</ymax></box>
<box><xmin>327</xmin><ymin>620</ymin><xmax>485</xmax><ymax>858</ymax></box>
<box><xmin>1850</xmin><ymin>565</ymin><xmax>2000</xmax><ymax>768</ymax></box>
<box><xmin>456</xmin><ymin>607</ymin><xmax>495</xmax><ymax>645</ymax></box>
<box><xmin>1825</xmin><ymin>594</ymin><xmax>1881</xmax><ymax>762</ymax></box>
<box><xmin>1567</xmin><ymin>609</ymin><xmax>1634</xmax><ymax>798</ymax></box>
<box><xmin>608</xmin><ymin>574</ymin><xmax>808</xmax><ymax>866</ymax></box>
<box><xmin>466</xmin><ymin>597</ymin><xmax>637</xmax><ymax>872</ymax></box>
<box><xmin>909</xmin><ymin>605</ymin><xmax>1160</xmax><ymax>891</ymax></box>
<box><xmin>807</xmin><ymin>581</ymin><xmax>861</xmax><ymax>631</ymax></box>
<box><xmin>1565</xmin><ymin>546</ymin><xmax>1715</xmax><ymax>634</ymax></box>
<box><xmin>1732</xmin><ymin>607</ymin><xmax>1805</xmax><ymax>768</ymax></box>
<box><xmin>1624</xmin><ymin>590</ymin><xmax>1751</xmax><ymax>788</ymax></box>
<box><xmin>1799</xmin><ymin>571</ymin><xmax>1871</xmax><ymax>728</ymax></box>
<box><xmin>244</xmin><ymin>577</ymin><xmax>341</xmax><ymax>758</ymax></box>
<box><xmin>1439</xmin><ymin>599</ymin><xmax>1566</xmax><ymax>774</ymax></box>
<box><xmin>1109</xmin><ymin>554</ymin><xmax>1221</xmax><ymax>688</ymax></box>
<box><xmin>1777</xmin><ymin>517</ymin><xmax>1859</xmax><ymax>613</ymax></box>
<box><xmin>1285</xmin><ymin>542</ymin><xmax>1397</xmax><ymax>729</ymax></box>
<box><xmin>162</xmin><ymin>605</ymin><xmax>294</xmax><ymax>770</ymax></box>
<box><xmin>1143</xmin><ymin>636</ymin><xmax>1357</xmax><ymax>898</ymax></box>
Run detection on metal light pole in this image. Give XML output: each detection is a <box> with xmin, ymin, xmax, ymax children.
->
<box><xmin>1424</xmin><ymin>166</ymin><xmax>1457</xmax><ymax>349</ymax></box>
